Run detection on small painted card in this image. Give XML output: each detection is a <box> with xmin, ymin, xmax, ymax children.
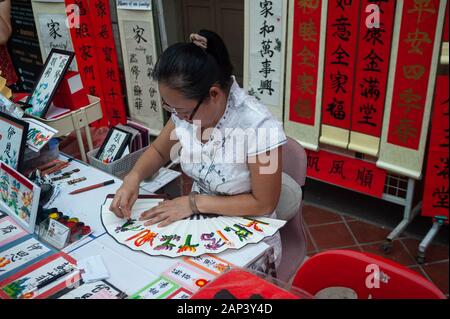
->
<box><xmin>25</xmin><ymin>48</ymin><xmax>74</xmax><ymax>118</ymax></box>
<box><xmin>0</xmin><ymin>111</ymin><xmax>29</xmax><ymax>171</ymax></box>
<box><xmin>23</xmin><ymin>118</ymin><xmax>58</xmax><ymax>152</ymax></box>
<box><xmin>95</xmin><ymin>127</ymin><xmax>132</xmax><ymax>164</ymax></box>
<box><xmin>0</xmin><ymin>216</ymin><xmax>28</xmax><ymax>247</ymax></box>
<box><xmin>0</xmin><ymin>252</ymin><xmax>80</xmax><ymax>299</ymax></box>
<box><xmin>52</xmin><ymin>280</ymin><xmax>127</xmax><ymax>299</ymax></box>
<box><xmin>0</xmin><ymin>235</ymin><xmax>56</xmax><ymax>281</ymax></box>
<box><xmin>0</xmin><ymin>161</ymin><xmax>41</xmax><ymax>233</ymax></box>
<box><xmin>129</xmin><ymin>276</ymin><xmax>180</xmax><ymax>299</ymax></box>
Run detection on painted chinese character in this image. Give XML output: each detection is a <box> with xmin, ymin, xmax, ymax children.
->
<box><xmin>103</xmin><ymin>47</ymin><xmax>113</xmax><ymax>63</ymax></box>
<box><xmin>294</xmin><ymin>98</ymin><xmax>313</xmax><ymax>119</ymax></box>
<box><xmin>363</xmin><ymin>24</ymin><xmax>385</xmax><ymax>45</ymax></box>
<box><xmin>177</xmin><ymin>234</ymin><xmax>199</xmax><ymax>253</ymax></box>
<box><xmin>329</xmin><ymin>160</ymin><xmax>346</xmax><ymax>179</ymax></box>
<box><xmin>260</xmin><ymin>0</ymin><xmax>274</xmax><ymax>19</ymax></box>
<box><xmin>404</xmin><ymin>29</ymin><xmax>432</xmax><ymax>55</ymax></box>
<box><xmin>332</xmin><ymin>16</ymin><xmax>351</xmax><ymax>41</ymax></box>
<box><xmin>155</xmin><ymin>235</ymin><xmax>181</xmax><ymax>251</ymax></box>
<box><xmin>298</xmin><ymin>19</ymin><xmax>317</xmax><ymax>42</ymax></box>
<box><xmin>106</xmin><ymin>68</ymin><xmax>117</xmax><ymax>82</ymax></box>
<box><xmin>363</xmin><ymin>49</ymin><xmax>383</xmax><ymax>72</ymax></box>
<box><xmin>131</xmin><ymin>65</ymin><xmax>140</xmax><ymax>81</ymax></box>
<box><xmin>394</xmin><ymin>118</ymin><xmax>418</xmax><ymax>142</ymax></box>
<box><xmin>326</xmin><ymin>98</ymin><xmax>346</xmax><ymax>120</ymax></box>
<box><xmin>432</xmin><ymin>186</ymin><xmax>449</xmax><ymax>209</ymax></box>
<box><xmin>399</xmin><ymin>88</ymin><xmax>422</xmax><ymax>113</ymax></box>
<box><xmin>407</xmin><ymin>0</ymin><xmax>436</xmax><ymax>23</ymax></box>
<box><xmin>95</xmin><ymin>0</ymin><xmax>107</xmax><ymax>18</ymax></box>
<box><xmin>258</xmin><ymin>79</ymin><xmax>275</xmax><ymax>95</ymax></box>
<box><xmin>358</xmin><ymin>104</ymin><xmax>377</xmax><ymax>126</ymax></box>
<box><xmin>297</xmin><ymin>73</ymin><xmax>314</xmax><ymax>94</ymax></box>
<box><xmin>403</xmin><ymin>65</ymin><xmax>425</xmax><ymax>80</ymax></box>
<box><xmin>297</xmin><ymin>45</ymin><xmax>315</xmax><ymax>67</ymax></box>
<box><xmin>330</xmin><ymin>71</ymin><xmax>348</xmax><ymax>94</ymax></box>
<box><xmin>331</xmin><ymin>44</ymin><xmax>350</xmax><ymax>66</ymax></box>
<box><xmin>75</xmin><ymin>23</ymin><xmax>90</xmax><ymax>39</ymax></box>
<box><xmin>435</xmin><ymin>157</ymin><xmax>449</xmax><ymax>180</ymax></box>
<box><xmin>259</xmin><ymin>20</ymin><xmax>275</xmax><ymax>38</ymax></box>
<box><xmin>47</xmin><ymin>20</ymin><xmax>62</xmax><ymax>40</ymax></box>
<box><xmin>260</xmin><ymin>39</ymin><xmax>274</xmax><ymax>58</ymax></box>
<box><xmin>297</xmin><ymin>0</ymin><xmax>320</xmax><ymax>13</ymax></box>
<box><xmin>133</xmin><ymin>25</ymin><xmax>148</xmax><ymax>44</ymax></box>
<box><xmin>355</xmin><ymin>168</ymin><xmax>374</xmax><ymax>189</ymax></box>
<box><xmin>336</xmin><ymin>0</ymin><xmax>352</xmax><ymax>11</ymax></box>
<box><xmin>360</xmin><ymin>76</ymin><xmax>380</xmax><ymax>101</ymax></box>
<box><xmin>80</xmin><ymin>45</ymin><xmax>93</xmax><ymax>61</ymax></box>
<box><xmin>99</xmin><ymin>25</ymin><xmax>109</xmax><ymax>39</ymax></box>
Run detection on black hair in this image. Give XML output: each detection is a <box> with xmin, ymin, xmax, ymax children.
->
<box><xmin>152</xmin><ymin>29</ymin><xmax>233</xmax><ymax>100</ymax></box>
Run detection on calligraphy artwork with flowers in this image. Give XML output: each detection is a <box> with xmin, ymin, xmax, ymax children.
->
<box><xmin>0</xmin><ymin>112</ymin><xmax>29</xmax><ymax>171</ymax></box>
<box><xmin>101</xmin><ymin>195</ymin><xmax>286</xmax><ymax>258</ymax></box>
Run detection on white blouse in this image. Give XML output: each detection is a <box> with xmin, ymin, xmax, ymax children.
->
<box><xmin>172</xmin><ymin>76</ymin><xmax>287</xmax><ymax>266</ymax></box>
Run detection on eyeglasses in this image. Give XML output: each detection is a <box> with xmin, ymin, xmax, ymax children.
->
<box><xmin>161</xmin><ymin>94</ymin><xmax>207</xmax><ymax>121</ymax></box>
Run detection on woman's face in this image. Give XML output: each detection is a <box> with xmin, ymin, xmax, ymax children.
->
<box><xmin>158</xmin><ymin>82</ymin><xmax>226</xmax><ymax>127</ymax></box>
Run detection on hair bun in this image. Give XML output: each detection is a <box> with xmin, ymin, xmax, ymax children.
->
<box><xmin>189</xmin><ymin>33</ymin><xmax>208</xmax><ymax>50</ymax></box>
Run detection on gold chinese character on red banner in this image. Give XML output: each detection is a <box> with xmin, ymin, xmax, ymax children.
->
<box><xmin>394</xmin><ymin>118</ymin><xmax>419</xmax><ymax>143</ymax></box>
<box><xmin>294</xmin><ymin>98</ymin><xmax>313</xmax><ymax>119</ymax></box>
<box><xmin>399</xmin><ymin>88</ymin><xmax>423</xmax><ymax>113</ymax></box>
<box><xmin>407</xmin><ymin>0</ymin><xmax>436</xmax><ymax>23</ymax></box>
<box><xmin>404</xmin><ymin>28</ymin><xmax>432</xmax><ymax>55</ymax></box>
<box><xmin>299</xmin><ymin>19</ymin><xmax>317</xmax><ymax>42</ymax></box>
<box><xmin>403</xmin><ymin>64</ymin><xmax>426</xmax><ymax>80</ymax></box>
<box><xmin>297</xmin><ymin>73</ymin><xmax>314</xmax><ymax>94</ymax></box>
<box><xmin>297</xmin><ymin>45</ymin><xmax>316</xmax><ymax>67</ymax></box>
<box><xmin>297</xmin><ymin>0</ymin><xmax>319</xmax><ymax>13</ymax></box>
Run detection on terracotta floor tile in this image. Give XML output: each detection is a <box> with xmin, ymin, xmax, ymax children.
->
<box><xmin>347</xmin><ymin>220</ymin><xmax>391</xmax><ymax>244</ymax></box>
<box><xmin>401</xmin><ymin>238</ymin><xmax>449</xmax><ymax>264</ymax></box>
<box><xmin>422</xmin><ymin>261</ymin><xmax>449</xmax><ymax>295</ymax></box>
<box><xmin>308</xmin><ymin>223</ymin><xmax>356</xmax><ymax>250</ymax></box>
<box><xmin>407</xmin><ymin>265</ymin><xmax>428</xmax><ymax>279</ymax></box>
<box><xmin>303</xmin><ymin>205</ymin><xmax>343</xmax><ymax>226</ymax></box>
<box><xmin>360</xmin><ymin>240</ymin><xmax>417</xmax><ymax>267</ymax></box>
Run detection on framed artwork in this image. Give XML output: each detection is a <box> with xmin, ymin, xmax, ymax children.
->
<box><xmin>0</xmin><ymin>111</ymin><xmax>29</xmax><ymax>171</ymax></box>
<box><xmin>25</xmin><ymin>48</ymin><xmax>74</xmax><ymax>118</ymax></box>
<box><xmin>0</xmin><ymin>162</ymin><xmax>41</xmax><ymax>234</ymax></box>
<box><xmin>96</xmin><ymin>127</ymin><xmax>132</xmax><ymax>164</ymax></box>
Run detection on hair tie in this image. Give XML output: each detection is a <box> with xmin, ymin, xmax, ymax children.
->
<box><xmin>189</xmin><ymin>33</ymin><xmax>208</xmax><ymax>50</ymax></box>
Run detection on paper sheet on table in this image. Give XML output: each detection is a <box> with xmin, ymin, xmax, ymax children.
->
<box><xmin>140</xmin><ymin>167</ymin><xmax>181</xmax><ymax>193</ymax></box>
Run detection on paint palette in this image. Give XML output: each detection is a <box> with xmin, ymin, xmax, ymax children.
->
<box><xmin>101</xmin><ymin>195</ymin><xmax>286</xmax><ymax>258</ymax></box>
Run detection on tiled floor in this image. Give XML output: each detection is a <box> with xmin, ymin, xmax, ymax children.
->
<box><xmin>302</xmin><ymin>203</ymin><xmax>449</xmax><ymax>297</ymax></box>
<box><xmin>59</xmin><ymin>130</ymin><xmax>449</xmax><ymax>297</ymax></box>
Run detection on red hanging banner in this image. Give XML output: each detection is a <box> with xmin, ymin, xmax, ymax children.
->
<box><xmin>306</xmin><ymin>149</ymin><xmax>387</xmax><ymax>198</ymax></box>
<box><xmin>90</xmin><ymin>0</ymin><xmax>127</xmax><ymax>126</ymax></box>
<box><xmin>386</xmin><ymin>0</ymin><xmax>440</xmax><ymax>149</ymax></box>
<box><xmin>288</xmin><ymin>0</ymin><xmax>322</xmax><ymax>126</ymax></box>
<box><xmin>321</xmin><ymin>0</ymin><xmax>360</xmax><ymax>131</ymax></box>
<box><xmin>422</xmin><ymin>75</ymin><xmax>449</xmax><ymax>221</ymax></box>
<box><xmin>350</xmin><ymin>0</ymin><xmax>395</xmax><ymax>138</ymax></box>
<box><xmin>65</xmin><ymin>0</ymin><xmax>108</xmax><ymax>126</ymax></box>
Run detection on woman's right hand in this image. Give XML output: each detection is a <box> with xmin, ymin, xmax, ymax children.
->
<box><xmin>109</xmin><ymin>174</ymin><xmax>140</xmax><ymax>219</ymax></box>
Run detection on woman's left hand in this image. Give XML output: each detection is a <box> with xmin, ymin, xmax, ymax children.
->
<box><xmin>139</xmin><ymin>196</ymin><xmax>193</xmax><ymax>227</ymax></box>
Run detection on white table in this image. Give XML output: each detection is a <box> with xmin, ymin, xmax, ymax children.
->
<box><xmin>49</xmin><ymin>154</ymin><xmax>271</xmax><ymax>296</ymax></box>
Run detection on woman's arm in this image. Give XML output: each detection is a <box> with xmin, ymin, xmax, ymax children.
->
<box><xmin>139</xmin><ymin>147</ymin><xmax>283</xmax><ymax>227</ymax></box>
<box><xmin>0</xmin><ymin>0</ymin><xmax>12</xmax><ymax>45</ymax></box>
<box><xmin>109</xmin><ymin>118</ymin><xmax>178</xmax><ymax>218</ymax></box>
<box><xmin>124</xmin><ymin>118</ymin><xmax>178</xmax><ymax>185</ymax></box>
<box><xmin>196</xmin><ymin>147</ymin><xmax>283</xmax><ymax>216</ymax></box>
